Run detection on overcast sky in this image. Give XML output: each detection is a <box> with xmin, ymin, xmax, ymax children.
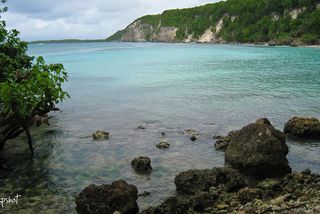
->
<box><xmin>2</xmin><ymin>0</ymin><xmax>218</xmax><ymax>41</ymax></box>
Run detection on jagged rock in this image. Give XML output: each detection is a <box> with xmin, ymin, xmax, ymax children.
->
<box><xmin>75</xmin><ymin>180</ymin><xmax>139</xmax><ymax>214</ymax></box>
<box><xmin>174</xmin><ymin>167</ymin><xmax>247</xmax><ymax>195</ymax></box>
<box><xmin>131</xmin><ymin>157</ymin><xmax>152</xmax><ymax>173</ymax></box>
<box><xmin>284</xmin><ymin>117</ymin><xmax>320</xmax><ymax>139</ymax></box>
<box><xmin>225</xmin><ymin>118</ymin><xmax>291</xmax><ymax>178</ymax></box>
<box><xmin>214</xmin><ymin>131</ymin><xmax>238</xmax><ymax>151</ymax></box>
<box><xmin>93</xmin><ymin>130</ymin><xmax>109</xmax><ymax>140</ymax></box>
<box><xmin>156</xmin><ymin>141</ymin><xmax>170</xmax><ymax>149</ymax></box>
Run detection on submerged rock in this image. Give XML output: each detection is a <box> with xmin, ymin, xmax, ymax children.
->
<box><xmin>284</xmin><ymin>117</ymin><xmax>320</xmax><ymax>139</ymax></box>
<box><xmin>93</xmin><ymin>130</ymin><xmax>109</xmax><ymax>140</ymax></box>
<box><xmin>75</xmin><ymin>180</ymin><xmax>138</xmax><ymax>214</ymax></box>
<box><xmin>137</xmin><ymin>125</ymin><xmax>146</xmax><ymax>130</ymax></box>
<box><xmin>138</xmin><ymin>191</ymin><xmax>151</xmax><ymax>197</ymax></box>
<box><xmin>225</xmin><ymin>118</ymin><xmax>291</xmax><ymax>178</ymax></box>
<box><xmin>183</xmin><ymin>129</ymin><xmax>199</xmax><ymax>141</ymax></box>
<box><xmin>131</xmin><ymin>157</ymin><xmax>152</xmax><ymax>173</ymax></box>
<box><xmin>156</xmin><ymin>141</ymin><xmax>170</xmax><ymax>149</ymax></box>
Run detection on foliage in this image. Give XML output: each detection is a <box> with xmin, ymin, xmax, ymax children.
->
<box><xmin>0</xmin><ymin>0</ymin><xmax>69</xmax><ymax>153</ymax></box>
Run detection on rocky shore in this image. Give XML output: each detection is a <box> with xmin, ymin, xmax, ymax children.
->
<box><xmin>76</xmin><ymin>117</ymin><xmax>320</xmax><ymax>214</ymax></box>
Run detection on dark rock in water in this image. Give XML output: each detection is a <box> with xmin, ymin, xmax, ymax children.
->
<box><xmin>174</xmin><ymin>167</ymin><xmax>247</xmax><ymax>195</ymax></box>
<box><xmin>93</xmin><ymin>130</ymin><xmax>109</xmax><ymax>140</ymax></box>
<box><xmin>131</xmin><ymin>157</ymin><xmax>152</xmax><ymax>173</ymax></box>
<box><xmin>161</xmin><ymin>132</ymin><xmax>166</xmax><ymax>136</ymax></box>
<box><xmin>137</xmin><ymin>125</ymin><xmax>146</xmax><ymax>130</ymax></box>
<box><xmin>138</xmin><ymin>191</ymin><xmax>151</xmax><ymax>197</ymax></box>
<box><xmin>284</xmin><ymin>117</ymin><xmax>320</xmax><ymax>139</ymax></box>
<box><xmin>225</xmin><ymin>118</ymin><xmax>291</xmax><ymax>178</ymax></box>
<box><xmin>214</xmin><ymin>131</ymin><xmax>238</xmax><ymax>151</ymax></box>
<box><xmin>156</xmin><ymin>141</ymin><xmax>170</xmax><ymax>149</ymax></box>
<box><xmin>75</xmin><ymin>180</ymin><xmax>139</xmax><ymax>214</ymax></box>
<box><xmin>190</xmin><ymin>135</ymin><xmax>197</xmax><ymax>141</ymax></box>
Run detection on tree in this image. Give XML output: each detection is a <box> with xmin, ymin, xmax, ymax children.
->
<box><xmin>0</xmin><ymin>0</ymin><xmax>69</xmax><ymax>155</ymax></box>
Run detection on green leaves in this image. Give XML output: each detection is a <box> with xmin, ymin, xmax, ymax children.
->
<box><xmin>0</xmin><ymin>56</ymin><xmax>69</xmax><ymax>117</ymax></box>
<box><xmin>0</xmin><ymin>2</ymin><xmax>69</xmax><ymax>119</ymax></box>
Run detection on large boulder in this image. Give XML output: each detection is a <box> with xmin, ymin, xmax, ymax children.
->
<box><xmin>284</xmin><ymin>117</ymin><xmax>320</xmax><ymax>139</ymax></box>
<box><xmin>131</xmin><ymin>156</ymin><xmax>152</xmax><ymax>173</ymax></box>
<box><xmin>75</xmin><ymin>180</ymin><xmax>139</xmax><ymax>214</ymax></box>
<box><xmin>174</xmin><ymin>167</ymin><xmax>247</xmax><ymax>195</ymax></box>
<box><xmin>225</xmin><ymin>118</ymin><xmax>291</xmax><ymax>178</ymax></box>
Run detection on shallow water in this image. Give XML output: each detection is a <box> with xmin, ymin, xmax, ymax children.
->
<box><xmin>1</xmin><ymin>42</ymin><xmax>320</xmax><ymax>213</ymax></box>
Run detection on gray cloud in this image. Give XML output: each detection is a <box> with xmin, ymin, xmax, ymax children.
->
<box><xmin>2</xmin><ymin>0</ymin><xmax>217</xmax><ymax>41</ymax></box>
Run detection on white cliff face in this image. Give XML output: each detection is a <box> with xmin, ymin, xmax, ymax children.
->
<box><xmin>121</xmin><ymin>20</ymin><xmax>154</xmax><ymax>42</ymax></box>
<box><xmin>150</xmin><ymin>27</ymin><xmax>178</xmax><ymax>42</ymax></box>
<box><xmin>121</xmin><ymin>18</ymin><xmax>225</xmax><ymax>43</ymax></box>
<box><xmin>121</xmin><ymin>20</ymin><xmax>177</xmax><ymax>42</ymax></box>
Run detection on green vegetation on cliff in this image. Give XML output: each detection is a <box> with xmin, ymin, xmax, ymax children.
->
<box><xmin>108</xmin><ymin>0</ymin><xmax>320</xmax><ymax>45</ymax></box>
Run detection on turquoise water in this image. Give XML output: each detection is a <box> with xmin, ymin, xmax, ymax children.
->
<box><xmin>1</xmin><ymin>42</ymin><xmax>320</xmax><ymax>213</ymax></box>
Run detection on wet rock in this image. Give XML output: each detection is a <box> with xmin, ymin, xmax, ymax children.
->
<box><xmin>190</xmin><ymin>135</ymin><xmax>197</xmax><ymax>141</ymax></box>
<box><xmin>137</xmin><ymin>125</ymin><xmax>146</xmax><ymax>130</ymax></box>
<box><xmin>237</xmin><ymin>187</ymin><xmax>260</xmax><ymax>204</ymax></box>
<box><xmin>225</xmin><ymin>118</ymin><xmax>291</xmax><ymax>178</ymax></box>
<box><xmin>214</xmin><ymin>131</ymin><xmax>238</xmax><ymax>151</ymax></box>
<box><xmin>131</xmin><ymin>157</ymin><xmax>152</xmax><ymax>173</ymax></box>
<box><xmin>156</xmin><ymin>141</ymin><xmax>170</xmax><ymax>149</ymax></box>
<box><xmin>93</xmin><ymin>130</ymin><xmax>109</xmax><ymax>140</ymax></box>
<box><xmin>183</xmin><ymin>129</ymin><xmax>199</xmax><ymax>140</ymax></box>
<box><xmin>75</xmin><ymin>180</ymin><xmax>139</xmax><ymax>214</ymax></box>
<box><xmin>284</xmin><ymin>117</ymin><xmax>320</xmax><ymax>139</ymax></box>
<box><xmin>174</xmin><ymin>167</ymin><xmax>247</xmax><ymax>195</ymax></box>
<box><xmin>138</xmin><ymin>191</ymin><xmax>151</xmax><ymax>197</ymax></box>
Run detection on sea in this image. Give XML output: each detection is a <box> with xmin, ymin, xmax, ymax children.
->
<box><xmin>1</xmin><ymin>42</ymin><xmax>319</xmax><ymax>213</ymax></box>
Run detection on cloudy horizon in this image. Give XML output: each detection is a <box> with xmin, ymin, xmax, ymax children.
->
<box><xmin>2</xmin><ymin>0</ymin><xmax>218</xmax><ymax>41</ymax></box>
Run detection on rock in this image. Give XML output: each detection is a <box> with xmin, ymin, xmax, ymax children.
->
<box><xmin>174</xmin><ymin>167</ymin><xmax>247</xmax><ymax>195</ymax></box>
<box><xmin>137</xmin><ymin>125</ymin><xmax>146</xmax><ymax>130</ymax></box>
<box><xmin>237</xmin><ymin>187</ymin><xmax>260</xmax><ymax>204</ymax></box>
<box><xmin>138</xmin><ymin>191</ymin><xmax>151</xmax><ymax>197</ymax></box>
<box><xmin>183</xmin><ymin>129</ymin><xmax>199</xmax><ymax>141</ymax></box>
<box><xmin>75</xmin><ymin>180</ymin><xmax>139</xmax><ymax>214</ymax></box>
<box><xmin>284</xmin><ymin>117</ymin><xmax>320</xmax><ymax>139</ymax></box>
<box><xmin>190</xmin><ymin>135</ymin><xmax>197</xmax><ymax>141</ymax></box>
<box><xmin>214</xmin><ymin>131</ymin><xmax>238</xmax><ymax>151</ymax></box>
<box><xmin>156</xmin><ymin>141</ymin><xmax>170</xmax><ymax>149</ymax></box>
<box><xmin>225</xmin><ymin>118</ymin><xmax>291</xmax><ymax>178</ymax></box>
<box><xmin>93</xmin><ymin>130</ymin><xmax>109</xmax><ymax>140</ymax></box>
<box><xmin>131</xmin><ymin>157</ymin><xmax>152</xmax><ymax>173</ymax></box>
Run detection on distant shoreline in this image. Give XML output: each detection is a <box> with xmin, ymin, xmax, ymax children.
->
<box><xmin>28</xmin><ymin>39</ymin><xmax>107</xmax><ymax>44</ymax></box>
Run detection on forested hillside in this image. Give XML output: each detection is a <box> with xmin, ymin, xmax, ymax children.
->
<box><xmin>107</xmin><ymin>0</ymin><xmax>320</xmax><ymax>45</ymax></box>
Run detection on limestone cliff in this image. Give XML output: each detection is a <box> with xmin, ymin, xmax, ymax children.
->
<box><xmin>107</xmin><ymin>0</ymin><xmax>320</xmax><ymax>45</ymax></box>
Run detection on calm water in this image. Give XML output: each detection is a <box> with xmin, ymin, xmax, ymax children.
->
<box><xmin>1</xmin><ymin>42</ymin><xmax>320</xmax><ymax>213</ymax></box>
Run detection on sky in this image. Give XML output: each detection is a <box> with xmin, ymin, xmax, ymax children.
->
<box><xmin>2</xmin><ymin>0</ymin><xmax>218</xmax><ymax>41</ymax></box>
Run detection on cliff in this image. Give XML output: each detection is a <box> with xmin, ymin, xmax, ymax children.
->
<box><xmin>107</xmin><ymin>0</ymin><xmax>320</xmax><ymax>45</ymax></box>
